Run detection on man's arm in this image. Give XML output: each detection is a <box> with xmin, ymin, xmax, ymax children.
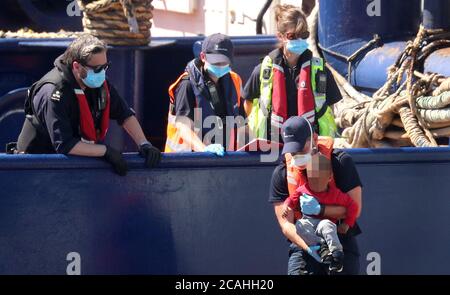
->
<box><xmin>122</xmin><ymin>115</ymin><xmax>149</xmax><ymax>146</ymax></box>
<box><xmin>69</xmin><ymin>141</ymin><xmax>128</xmax><ymax>176</ymax></box>
<box><xmin>322</xmin><ymin>150</ymin><xmax>363</xmax><ymax>219</ymax></box>
<box><xmin>70</xmin><ymin>115</ymin><xmax>149</xmax><ymax>156</ymax></box>
<box><xmin>67</xmin><ymin>115</ymin><xmax>152</xmax><ymax>166</ymax></box>
<box><xmin>122</xmin><ymin>114</ymin><xmax>161</xmax><ymax>168</ymax></box>
<box><xmin>316</xmin><ymin>186</ymin><xmax>361</xmax><ymax>222</ymax></box>
<box><xmin>107</xmin><ymin>84</ymin><xmax>147</xmax><ymax>146</ymax></box>
<box><xmin>241</xmin><ymin>64</ymin><xmax>261</xmax><ymax>118</ymax></box>
<box><xmin>69</xmin><ymin>142</ymin><xmax>106</xmax><ymax>157</ymax></box>
<box><xmin>322</xmin><ymin>205</ymin><xmax>347</xmax><ymax>220</ymax></box>
<box><xmin>273</xmin><ymin>202</ymin><xmax>309</xmax><ymax>251</ymax></box>
<box><xmin>270</xmin><ymin>166</ymin><xmax>316</xmax><ymax>252</ymax></box>
<box><xmin>175</xmin><ymin>120</ymin><xmax>206</xmax><ymax>152</ymax></box>
<box><xmin>169</xmin><ymin>79</ymin><xmax>208</xmax><ymax>152</ymax></box>
<box><xmin>243</xmin><ymin>100</ymin><xmax>252</xmax><ymax>117</ymax></box>
<box><xmin>321</xmin><ymin>186</ymin><xmax>362</xmax><ymax>219</ymax></box>
<box><xmin>346</xmin><ymin>186</ymin><xmax>362</xmax><ymax>218</ymax></box>
<box><xmin>330</xmin><ymin>187</ymin><xmax>359</xmax><ymax>227</ymax></box>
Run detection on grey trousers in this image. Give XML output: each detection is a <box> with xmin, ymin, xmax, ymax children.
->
<box><xmin>296</xmin><ymin>217</ymin><xmax>343</xmax><ymax>253</ymax></box>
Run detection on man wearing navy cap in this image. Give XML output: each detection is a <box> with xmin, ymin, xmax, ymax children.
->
<box><xmin>270</xmin><ymin>116</ymin><xmax>363</xmax><ymax>275</ymax></box>
<box><xmin>164</xmin><ymin>33</ymin><xmax>244</xmax><ymax>155</ymax></box>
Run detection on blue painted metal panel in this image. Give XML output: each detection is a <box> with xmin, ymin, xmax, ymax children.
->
<box><xmin>423</xmin><ymin>0</ymin><xmax>450</xmax><ymax>30</ymax></box>
<box><xmin>0</xmin><ymin>149</ymin><xmax>449</xmax><ymax>274</ymax></box>
<box><xmin>425</xmin><ymin>48</ymin><xmax>450</xmax><ymax>77</ymax></box>
<box><xmin>350</xmin><ymin>148</ymin><xmax>450</xmax><ymax>274</ymax></box>
<box><xmin>0</xmin><ymin>88</ymin><xmax>27</xmax><ymax>150</ymax></box>
<box><xmin>318</xmin><ymin>0</ymin><xmax>421</xmax><ymax>82</ymax></box>
<box><xmin>0</xmin><ymin>0</ymin><xmax>449</xmax><ymax>277</ymax></box>
<box><xmin>319</xmin><ymin>0</ymin><xmax>421</xmax><ymax>47</ymax></box>
<box><xmin>352</xmin><ymin>42</ymin><xmax>406</xmax><ymax>92</ymax></box>
<box><xmin>0</xmin><ymin>153</ymin><xmax>284</xmax><ymax>275</ymax></box>
<box><xmin>0</xmin><ymin>0</ymin><xmax>82</xmax><ymax>32</ymax></box>
<box><xmin>318</xmin><ymin>0</ymin><xmax>450</xmax><ymax>94</ymax></box>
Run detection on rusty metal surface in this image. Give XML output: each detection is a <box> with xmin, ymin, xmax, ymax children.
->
<box><xmin>425</xmin><ymin>47</ymin><xmax>450</xmax><ymax>77</ymax></box>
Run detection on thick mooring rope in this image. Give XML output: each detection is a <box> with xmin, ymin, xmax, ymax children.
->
<box><xmin>0</xmin><ymin>0</ymin><xmax>153</xmax><ymax>46</ymax></box>
<box><xmin>77</xmin><ymin>0</ymin><xmax>153</xmax><ymax>46</ymax></box>
<box><xmin>331</xmin><ymin>26</ymin><xmax>450</xmax><ymax>148</ymax></box>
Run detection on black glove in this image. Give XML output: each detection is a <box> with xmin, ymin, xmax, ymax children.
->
<box><xmin>139</xmin><ymin>142</ymin><xmax>161</xmax><ymax>168</ymax></box>
<box><xmin>103</xmin><ymin>145</ymin><xmax>128</xmax><ymax>176</ymax></box>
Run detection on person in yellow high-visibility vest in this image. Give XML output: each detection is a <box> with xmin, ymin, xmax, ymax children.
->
<box><xmin>242</xmin><ymin>4</ymin><xmax>342</xmax><ymax>141</ymax></box>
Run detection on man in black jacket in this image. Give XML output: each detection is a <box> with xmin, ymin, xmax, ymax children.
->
<box><xmin>15</xmin><ymin>34</ymin><xmax>160</xmax><ymax>175</ymax></box>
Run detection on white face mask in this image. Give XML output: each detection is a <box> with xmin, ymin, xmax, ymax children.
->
<box><xmin>291</xmin><ymin>119</ymin><xmax>315</xmax><ymax>168</ymax></box>
<box><xmin>292</xmin><ymin>153</ymin><xmax>312</xmax><ymax>168</ymax></box>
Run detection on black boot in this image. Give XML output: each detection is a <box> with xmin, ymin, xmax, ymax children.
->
<box><xmin>329</xmin><ymin>250</ymin><xmax>344</xmax><ymax>274</ymax></box>
<box><xmin>319</xmin><ymin>242</ymin><xmax>332</xmax><ymax>264</ymax></box>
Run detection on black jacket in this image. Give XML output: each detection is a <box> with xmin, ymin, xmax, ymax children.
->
<box><xmin>17</xmin><ymin>55</ymin><xmax>134</xmax><ymax>154</ymax></box>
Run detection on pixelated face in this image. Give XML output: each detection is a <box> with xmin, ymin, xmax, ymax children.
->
<box><xmin>306</xmin><ymin>153</ymin><xmax>331</xmax><ymax>189</ymax></box>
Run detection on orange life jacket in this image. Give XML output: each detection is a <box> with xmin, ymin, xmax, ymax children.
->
<box><xmin>165</xmin><ymin>72</ymin><xmax>191</xmax><ymax>152</ymax></box>
<box><xmin>284</xmin><ymin>136</ymin><xmax>334</xmax><ymax>220</ymax></box>
<box><xmin>74</xmin><ymin>82</ymin><xmax>111</xmax><ymax>143</ymax></box>
<box><xmin>269</xmin><ymin>49</ymin><xmax>316</xmax><ymax>127</ymax></box>
<box><xmin>165</xmin><ymin>70</ymin><xmax>242</xmax><ymax>152</ymax></box>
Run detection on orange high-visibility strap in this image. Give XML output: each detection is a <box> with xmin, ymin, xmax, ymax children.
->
<box><xmin>168</xmin><ymin>72</ymin><xmax>189</xmax><ymax>105</ymax></box>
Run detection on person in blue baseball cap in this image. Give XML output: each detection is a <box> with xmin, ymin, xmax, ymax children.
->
<box><xmin>282</xmin><ymin>117</ymin><xmax>311</xmax><ymax>151</ymax></box>
<box><xmin>202</xmin><ymin>33</ymin><xmax>234</xmax><ymax>65</ymax></box>
<box><xmin>164</xmin><ymin>33</ymin><xmax>244</xmax><ymax>156</ymax></box>
<box><xmin>269</xmin><ymin>116</ymin><xmax>364</xmax><ymax>275</ymax></box>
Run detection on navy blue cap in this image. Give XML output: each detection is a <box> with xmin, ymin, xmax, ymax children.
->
<box><xmin>281</xmin><ymin>116</ymin><xmax>312</xmax><ymax>154</ymax></box>
<box><xmin>202</xmin><ymin>33</ymin><xmax>233</xmax><ymax>64</ymax></box>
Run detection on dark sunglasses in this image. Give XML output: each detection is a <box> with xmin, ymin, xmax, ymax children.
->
<box><xmin>81</xmin><ymin>61</ymin><xmax>111</xmax><ymax>73</ymax></box>
<box><xmin>285</xmin><ymin>31</ymin><xmax>310</xmax><ymax>40</ymax></box>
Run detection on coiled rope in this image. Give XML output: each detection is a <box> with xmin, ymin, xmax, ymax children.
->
<box><xmin>77</xmin><ymin>0</ymin><xmax>153</xmax><ymax>46</ymax></box>
<box><xmin>0</xmin><ymin>0</ymin><xmax>153</xmax><ymax>46</ymax></box>
<box><xmin>306</xmin><ymin>3</ymin><xmax>450</xmax><ymax>148</ymax></box>
<box><xmin>317</xmin><ymin>25</ymin><xmax>450</xmax><ymax>148</ymax></box>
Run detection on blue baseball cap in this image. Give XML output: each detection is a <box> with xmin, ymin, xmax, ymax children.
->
<box><xmin>281</xmin><ymin>116</ymin><xmax>313</xmax><ymax>155</ymax></box>
<box><xmin>202</xmin><ymin>33</ymin><xmax>233</xmax><ymax>64</ymax></box>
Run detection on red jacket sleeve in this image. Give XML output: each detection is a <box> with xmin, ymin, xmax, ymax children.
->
<box><xmin>286</xmin><ymin>184</ymin><xmax>310</xmax><ymax>210</ymax></box>
<box><xmin>284</xmin><ymin>191</ymin><xmax>300</xmax><ymax>210</ymax></box>
<box><xmin>331</xmin><ymin>186</ymin><xmax>359</xmax><ymax>227</ymax></box>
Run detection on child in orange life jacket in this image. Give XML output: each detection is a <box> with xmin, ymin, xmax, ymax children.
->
<box><xmin>283</xmin><ymin>153</ymin><xmax>359</xmax><ymax>274</ymax></box>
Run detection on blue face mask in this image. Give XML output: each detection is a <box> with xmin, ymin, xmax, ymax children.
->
<box><xmin>205</xmin><ymin>62</ymin><xmax>231</xmax><ymax>79</ymax></box>
<box><xmin>82</xmin><ymin>69</ymin><xmax>106</xmax><ymax>88</ymax></box>
<box><xmin>285</xmin><ymin>39</ymin><xmax>309</xmax><ymax>56</ymax></box>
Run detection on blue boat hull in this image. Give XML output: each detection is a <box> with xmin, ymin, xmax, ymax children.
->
<box><xmin>1</xmin><ymin>149</ymin><xmax>449</xmax><ymax>275</ymax></box>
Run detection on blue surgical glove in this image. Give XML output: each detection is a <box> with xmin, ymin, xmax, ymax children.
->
<box><xmin>300</xmin><ymin>193</ymin><xmax>323</xmax><ymax>216</ymax></box>
<box><xmin>306</xmin><ymin>245</ymin><xmax>322</xmax><ymax>263</ymax></box>
<box><xmin>204</xmin><ymin>144</ymin><xmax>225</xmax><ymax>157</ymax></box>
